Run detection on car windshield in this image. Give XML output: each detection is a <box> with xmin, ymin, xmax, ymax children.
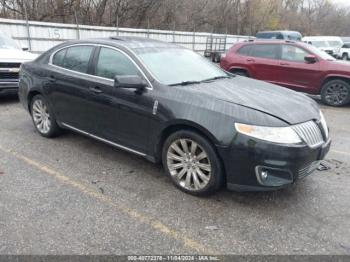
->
<box><xmin>303</xmin><ymin>43</ymin><xmax>336</xmax><ymax>61</ymax></box>
<box><xmin>311</xmin><ymin>41</ymin><xmax>329</xmax><ymax>48</ymax></box>
<box><xmin>0</xmin><ymin>33</ymin><xmax>20</xmax><ymax>50</ymax></box>
<box><xmin>134</xmin><ymin>47</ymin><xmax>228</xmax><ymax>85</ymax></box>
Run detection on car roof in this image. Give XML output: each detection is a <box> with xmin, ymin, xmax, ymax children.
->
<box><xmin>257</xmin><ymin>30</ymin><xmax>301</xmax><ymax>34</ymax></box>
<box><xmin>61</xmin><ymin>36</ymin><xmax>179</xmax><ymax>50</ymax></box>
<box><xmin>241</xmin><ymin>39</ymin><xmax>298</xmax><ymax>45</ymax></box>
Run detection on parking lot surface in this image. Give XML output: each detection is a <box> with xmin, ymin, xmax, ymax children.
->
<box><xmin>0</xmin><ymin>95</ymin><xmax>350</xmax><ymax>255</ymax></box>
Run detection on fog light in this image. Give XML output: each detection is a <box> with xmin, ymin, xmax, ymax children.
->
<box><xmin>255</xmin><ymin>166</ymin><xmax>293</xmax><ymax>187</ymax></box>
<box><xmin>261</xmin><ymin>170</ymin><xmax>268</xmax><ymax>180</ymax></box>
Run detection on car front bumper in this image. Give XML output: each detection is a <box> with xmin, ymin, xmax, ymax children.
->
<box><xmin>217</xmin><ymin>135</ymin><xmax>331</xmax><ymax>191</ymax></box>
<box><xmin>0</xmin><ymin>80</ymin><xmax>19</xmax><ymax>95</ymax></box>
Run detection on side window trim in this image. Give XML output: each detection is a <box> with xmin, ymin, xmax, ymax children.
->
<box><xmin>48</xmin><ymin>44</ymin><xmax>153</xmax><ymax>90</ymax></box>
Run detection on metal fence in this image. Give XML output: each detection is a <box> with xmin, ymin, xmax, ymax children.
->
<box><xmin>0</xmin><ymin>18</ymin><xmax>252</xmax><ymax>54</ymax></box>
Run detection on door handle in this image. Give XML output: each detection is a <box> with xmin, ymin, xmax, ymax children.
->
<box><xmin>280</xmin><ymin>62</ymin><xmax>290</xmax><ymax>66</ymax></box>
<box><xmin>89</xmin><ymin>87</ymin><xmax>103</xmax><ymax>94</ymax></box>
<box><xmin>48</xmin><ymin>76</ymin><xmax>56</xmax><ymax>83</ymax></box>
<box><xmin>247</xmin><ymin>59</ymin><xmax>255</xmax><ymax>62</ymax></box>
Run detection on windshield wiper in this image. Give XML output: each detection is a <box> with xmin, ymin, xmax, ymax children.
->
<box><xmin>201</xmin><ymin>75</ymin><xmax>232</xmax><ymax>82</ymax></box>
<box><xmin>169</xmin><ymin>81</ymin><xmax>201</xmax><ymax>86</ymax></box>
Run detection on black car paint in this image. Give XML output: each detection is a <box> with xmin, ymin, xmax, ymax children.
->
<box><xmin>18</xmin><ymin>38</ymin><xmax>330</xmax><ymax>191</ymax></box>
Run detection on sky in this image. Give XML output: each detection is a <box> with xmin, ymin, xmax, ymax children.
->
<box><xmin>330</xmin><ymin>0</ymin><xmax>350</xmax><ymax>6</ymax></box>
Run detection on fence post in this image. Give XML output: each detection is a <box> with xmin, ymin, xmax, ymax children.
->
<box><xmin>23</xmin><ymin>3</ymin><xmax>32</xmax><ymax>51</ymax></box>
<box><xmin>225</xmin><ymin>27</ymin><xmax>228</xmax><ymax>51</ymax></box>
<box><xmin>116</xmin><ymin>15</ymin><xmax>119</xmax><ymax>36</ymax></box>
<box><xmin>147</xmin><ymin>19</ymin><xmax>150</xmax><ymax>38</ymax></box>
<box><xmin>172</xmin><ymin>21</ymin><xmax>176</xmax><ymax>43</ymax></box>
<box><xmin>74</xmin><ymin>10</ymin><xmax>80</xmax><ymax>40</ymax></box>
<box><xmin>192</xmin><ymin>23</ymin><xmax>195</xmax><ymax>51</ymax></box>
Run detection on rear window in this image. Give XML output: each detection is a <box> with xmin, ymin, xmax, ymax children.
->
<box><xmin>256</xmin><ymin>32</ymin><xmax>283</xmax><ymax>40</ymax></box>
<box><xmin>252</xmin><ymin>44</ymin><xmax>279</xmax><ymax>59</ymax></box>
<box><xmin>237</xmin><ymin>45</ymin><xmax>253</xmax><ymax>56</ymax></box>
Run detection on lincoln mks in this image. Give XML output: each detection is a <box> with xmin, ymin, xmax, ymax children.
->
<box><xmin>19</xmin><ymin>37</ymin><xmax>331</xmax><ymax>195</ymax></box>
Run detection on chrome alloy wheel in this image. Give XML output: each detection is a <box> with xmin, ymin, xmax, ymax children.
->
<box><xmin>32</xmin><ymin>99</ymin><xmax>51</xmax><ymax>134</ymax></box>
<box><xmin>324</xmin><ymin>83</ymin><xmax>349</xmax><ymax>106</ymax></box>
<box><xmin>167</xmin><ymin>139</ymin><xmax>211</xmax><ymax>191</ymax></box>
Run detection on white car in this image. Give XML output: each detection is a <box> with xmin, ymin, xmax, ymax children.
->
<box><xmin>337</xmin><ymin>43</ymin><xmax>350</xmax><ymax>60</ymax></box>
<box><xmin>0</xmin><ymin>31</ymin><xmax>37</xmax><ymax>95</ymax></box>
<box><xmin>303</xmin><ymin>36</ymin><xmax>343</xmax><ymax>58</ymax></box>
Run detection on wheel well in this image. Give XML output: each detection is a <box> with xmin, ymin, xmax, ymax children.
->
<box><xmin>27</xmin><ymin>91</ymin><xmax>41</xmax><ymax>112</ymax></box>
<box><xmin>322</xmin><ymin>76</ymin><xmax>350</xmax><ymax>87</ymax></box>
<box><xmin>229</xmin><ymin>68</ymin><xmax>249</xmax><ymax>76</ymax></box>
<box><xmin>158</xmin><ymin>124</ymin><xmax>217</xmax><ymax>156</ymax></box>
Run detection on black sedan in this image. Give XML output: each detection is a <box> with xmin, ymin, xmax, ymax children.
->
<box><xmin>18</xmin><ymin>37</ymin><xmax>331</xmax><ymax>196</ymax></box>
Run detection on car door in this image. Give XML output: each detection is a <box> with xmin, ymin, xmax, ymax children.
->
<box><xmin>87</xmin><ymin>46</ymin><xmax>155</xmax><ymax>153</ymax></box>
<box><xmin>277</xmin><ymin>44</ymin><xmax>321</xmax><ymax>92</ymax></box>
<box><xmin>46</xmin><ymin>45</ymin><xmax>97</xmax><ymax>132</ymax></box>
<box><xmin>248</xmin><ymin>44</ymin><xmax>281</xmax><ymax>84</ymax></box>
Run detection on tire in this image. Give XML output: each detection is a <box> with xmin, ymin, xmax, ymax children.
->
<box><xmin>342</xmin><ymin>53</ymin><xmax>349</xmax><ymax>61</ymax></box>
<box><xmin>213</xmin><ymin>54</ymin><xmax>221</xmax><ymax>63</ymax></box>
<box><xmin>321</xmin><ymin>79</ymin><xmax>350</xmax><ymax>107</ymax></box>
<box><xmin>231</xmin><ymin>70</ymin><xmax>249</xmax><ymax>77</ymax></box>
<box><xmin>30</xmin><ymin>94</ymin><xmax>61</xmax><ymax>137</ymax></box>
<box><xmin>162</xmin><ymin>130</ymin><xmax>224</xmax><ymax>196</ymax></box>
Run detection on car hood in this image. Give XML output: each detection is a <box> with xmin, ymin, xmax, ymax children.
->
<box><xmin>183</xmin><ymin>76</ymin><xmax>320</xmax><ymax>125</ymax></box>
<box><xmin>0</xmin><ymin>48</ymin><xmax>38</xmax><ymax>62</ymax></box>
<box><xmin>326</xmin><ymin>60</ymin><xmax>350</xmax><ymax>71</ymax></box>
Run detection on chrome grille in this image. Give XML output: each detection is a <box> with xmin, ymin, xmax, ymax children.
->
<box><xmin>292</xmin><ymin>121</ymin><xmax>324</xmax><ymax>147</ymax></box>
<box><xmin>0</xmin><ymin>72</ymin><xmax>19</xmax><ymax>79</ymax></box>
<box><xmin>0</xmin><ymin>62</ymin><xmax>21</xmax><ymax>68</ymax></box>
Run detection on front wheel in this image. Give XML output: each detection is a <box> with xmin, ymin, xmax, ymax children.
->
<box><xmin>30</xmin><ymin>95</ymin><xmax>61</xmax><ymax>137</ymax></box>
<box><xmin>321</xmin><ymin>80</ymin><xmax>350</xmax><ymax>107</ymax></box>
<box><xmin>162</xmin><ymin>130</ymin><xmax>224</xmax><ymax>196</ymax></box>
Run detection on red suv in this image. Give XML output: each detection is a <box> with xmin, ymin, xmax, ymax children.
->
<box><xmin>220</xmin><ymin>40</ymin><xmax>350</xmax><ymax>107</ymax></box>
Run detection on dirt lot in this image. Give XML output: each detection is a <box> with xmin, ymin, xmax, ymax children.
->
<box><xmin>0</xmin><ymin>95</ymin><xmax>349</xmax><ymax>255</ymax></box>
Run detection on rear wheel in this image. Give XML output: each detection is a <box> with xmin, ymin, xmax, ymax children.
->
<box><xmin>30</xmin><ymin>95</ymin><xmax>61</xmax><ymax>137</ymax></box>
<box><xmin>321</xmin><ymin>79</ymin><xmax>350</xmax><ymax>107</ymax></box>
<box><xmin>162</xmin><ymin>130</ymin><xmax>224</xmax><ymax>196</ymax></box>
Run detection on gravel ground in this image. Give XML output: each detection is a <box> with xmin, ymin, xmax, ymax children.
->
<box><xmin>0</xmin><ymin>95</ymin><xmax>349</xmax><ymax>255</ymax></box>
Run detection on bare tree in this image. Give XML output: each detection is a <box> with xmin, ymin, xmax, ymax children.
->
<box><xmin>0</xmin><ymin>0</ymin><xmax>349</xmax><ymax>36</ymax></box>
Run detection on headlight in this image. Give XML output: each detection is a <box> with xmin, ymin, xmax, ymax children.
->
<box><xmin>235</xmin><ymin>123</ymin><xmax>302</xmax><ymax>144</ymax></box>
<box><xmin>319</xmin><ymin>111</ymin><xmax>329</xmax><ymax>139</ymax></box>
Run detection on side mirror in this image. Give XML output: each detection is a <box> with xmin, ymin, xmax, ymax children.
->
<box><xmin>21</xmin><ymin>45</ymin><xmax>29</xmax><ymax>51</ymax></box>
<box><xmin>114</xmin><ymin>75</ymin><xmax>148</xmax><ymax>91</ymax></box>
<box><xmin>305</xmin><ymin>55</ymin><xmax>317</xmax><ymax>64</ymax></box>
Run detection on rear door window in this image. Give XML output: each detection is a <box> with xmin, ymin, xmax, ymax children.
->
<box><xmin>52</xmin><ymin>49</ymin><xmax>66</xmax><ymax>67</ymax></box>
<box><xmin>60</xmin><ymin>46</ymin><xmax>94</xmax><ymax>73</ymax></box>
<box><xmin>237</xmin><ymin>45</ymin><xmax>253</xmax><ymax>56</ymax></box>
<box><xmin>252</xmin><ymin>44</ymin><xmax>280</xmax><ymax>59</ymax></box>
